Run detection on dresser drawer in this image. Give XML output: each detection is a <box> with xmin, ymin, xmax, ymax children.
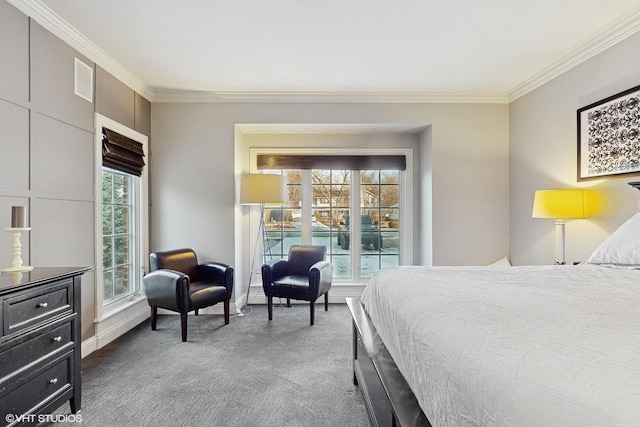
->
<box><xmin>1</xmin><ymin>355</ymin><xmax>73</xmax><ymax>421</ymax></box>
<box><xmin>0</xmin><ymin>318</ymin><xmax>74</xmax><ymax>382</ymax></box>
<box><xmin>3</xmin><ymin>281</ymin><xmax>73</xmax><ymax>337</ymax></box>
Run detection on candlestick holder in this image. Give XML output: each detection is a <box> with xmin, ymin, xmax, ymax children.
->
<box><xmin>2</xmin><ymin>227</ymin><xmax>33</xmax><ymax>272</ymax></box>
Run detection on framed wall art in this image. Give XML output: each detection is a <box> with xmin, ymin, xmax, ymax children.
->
<box><xmin>577</xmin><ymin>84</ymin><xmax>640</xmax><ymax>181</ymax></box>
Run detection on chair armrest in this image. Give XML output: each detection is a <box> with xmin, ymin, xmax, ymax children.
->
<box><xmin>198</xmin><ymin>262</ymin><xmax>234</xmax><ymax>298</ymax></box>
<box><xmin>261</xmin><ymin>259</ymin><xmax>289</xmax><ymax>294</ymax></box>
<box><xmin>308</xmin><ymin>260</ymin><xmax>333</xmax><ymax>299</ymax></box>
<box><xmin>143</xmin><ymin>269</ymin><xmax>190</xmax><ymax>311</ymax></box>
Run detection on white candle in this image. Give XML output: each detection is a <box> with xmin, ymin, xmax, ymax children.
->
<box><xmin>11</xmin><ymin>206</ymin><xmax>26</xmax><ymax>228</ymax></box>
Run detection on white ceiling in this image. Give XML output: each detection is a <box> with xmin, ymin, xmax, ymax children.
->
<box><xmin>11</xmin><ymin>0</ymin><xmax>640</xmax><ymax>103</ymax></box>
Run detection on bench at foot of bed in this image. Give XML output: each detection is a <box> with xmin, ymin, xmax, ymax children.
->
<box><xmin>346</xmin><ymin>297</ymin><xmax>431</xmax><ymax>427</ymax></box>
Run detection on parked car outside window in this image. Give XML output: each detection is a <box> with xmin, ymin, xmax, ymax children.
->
<box><xmin>337</xmin><ymin>214</ymin><xmax>383</xmax><ymax>250</ymax></box>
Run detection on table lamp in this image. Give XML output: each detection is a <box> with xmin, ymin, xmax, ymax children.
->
<box><xmin>532</xmin><ymin>189</ymin><xmax>595</xmax><ymax>265</ymax></box>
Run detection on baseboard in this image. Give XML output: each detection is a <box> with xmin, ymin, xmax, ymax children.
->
<box><xmin>82</xmin><ymin>298</ymin><xmax>150</xmax><ymax>358</ymax></box>
<box><xmin>81</xmin><ymin>336</ymin><xmax>97</xmax><ymax>358</ymax></box>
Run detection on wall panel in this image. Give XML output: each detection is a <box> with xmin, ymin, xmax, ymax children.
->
<box><xmin>95</xmin><ymin>66</ymin><xmax>135</xmax><ymax>128</ymax></box>
<box><xmin>31</xmin><ymin>113</ymin><xmax>94</xmax><ymax>200</ymax></box>
<box><xmin>0</xmin><ymin>1</ymin><xmax>29</xmax><ymax>103</ymax></box>
<box><xmin>0</xmin><ymin>100</ymin><xmax>30</xmax><ymax>191</ymax></box>
<box><xmin>30</xmin><ymin>23</ymin><xmax>94</xmax><ymax>131</ymax></box>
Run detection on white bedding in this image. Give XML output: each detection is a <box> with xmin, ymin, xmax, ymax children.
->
<box><xmin>360</xmin><ymin>265</ymin><xmax>640</xmax><ymax>427</ymax></box>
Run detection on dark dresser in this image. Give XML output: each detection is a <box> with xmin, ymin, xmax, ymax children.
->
<box><xmin>0</xmin><ymin>267</ymin><xmax>90</xmax><ymax>426</ymax></box>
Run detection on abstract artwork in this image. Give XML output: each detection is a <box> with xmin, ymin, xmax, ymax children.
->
<box><xmin>578</xmin><ymin>84</ymin><xmax>640</xmax><ymax>180</ymax></box>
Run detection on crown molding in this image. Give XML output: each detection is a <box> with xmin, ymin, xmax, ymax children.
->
<box><xmin>508</xmin><ymin>8</ymin><xmax>640</xmax><ymax>102</ymax></box>
<box><xmin>10</xmin><ymin>0</ymin><xmax>640</xmax><ymax>105</ymax></box>
<box><xmin>151</xmin><ymin>90</ymin><xmax>509</xmax><ymax>104</ymax></box>
<box><xmin>8</xmin><ymin>0</ymin><xmax>154</xmax><ymax>101</ymax></box>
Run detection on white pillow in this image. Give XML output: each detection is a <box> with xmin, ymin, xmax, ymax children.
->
<box><xmin>487</xmin><ymin>256</ymin><xmax>511</xmax><ymax>267</ymax></box>
<box><xmin>585</xmin><ymin>212</ymin><xmax>640</xmax><ymax>266</ymax></box>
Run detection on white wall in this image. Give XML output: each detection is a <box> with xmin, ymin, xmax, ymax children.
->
<box><xmin>510</xmin><ymin>32</ymin><xmax>640</xmax><ymax>265</ymax></box>
<box><xmin>151</xmin><ymin>101</ymin><xmax>510</xmax><ymax>305</ymax></box>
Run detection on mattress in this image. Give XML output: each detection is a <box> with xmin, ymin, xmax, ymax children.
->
<box><xmin>360</xmin><ymin>265</ymin><xmax>640</xmax><ymax>427</ymax></box>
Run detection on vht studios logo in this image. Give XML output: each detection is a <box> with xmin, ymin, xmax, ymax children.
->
<box><xmin>4</xmin><ymin>413</ymin><xmax>83</xmax><ymax>424</ymax></box>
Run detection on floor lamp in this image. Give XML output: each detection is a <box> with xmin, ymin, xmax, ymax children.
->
<box><xmin>532</xmin><ymin>189</ymin><xmax>595</xmax><ymax>265</ymax></box>
<box><xmin>239</xmin><ymin>173</ymin><xmax>287</xmax><ymax>313</ymax></box>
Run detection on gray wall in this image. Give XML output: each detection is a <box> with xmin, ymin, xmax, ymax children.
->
<box><xmin>150</xmin><ymin>101</ymin><xmax>510</xmax><ymax>304</ymax></box>
<box><xmin>510</xmin><ymin>31</ymin><xmax>640</xmax><ymax>265</ymax></box>
<box><xmin>0</xmin><ymin>1</ymin><xmax>150</xmax><ymax>341</ymax></box>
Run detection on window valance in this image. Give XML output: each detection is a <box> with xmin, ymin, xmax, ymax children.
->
<box><xmin>257</xmin><ymin>154</ymin><xmax>406</xmax><ymax>171</ymax></box>
<box><xmin>102</xmin><ymin>127</ymin><xmax>145</xmax><ymax>176</ymax></box>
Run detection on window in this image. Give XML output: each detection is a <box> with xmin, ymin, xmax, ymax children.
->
<box><xmin>262</xmin><ymin>165</ymin><xmax>403</xmax><ymax>281</ymax></box>
<box><xmin>94</xmin><ymin>114</ymin><xmax>148</xmax><ymax>320</ymax></box>
<box><xmin>101</xmin><ymin>169</ymin><xmax>136</xmax><ymax>302</ymax></box>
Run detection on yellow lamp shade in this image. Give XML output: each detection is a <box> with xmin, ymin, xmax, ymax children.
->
<box><xmin>532</xmin><ymin>189</ymin><xmax>596</xmax><ymax>219</ymax></box>
<box><xmin>239</xmin><ymin>173</ymin><xmax>287</xmax><ymax>205</ymax></box>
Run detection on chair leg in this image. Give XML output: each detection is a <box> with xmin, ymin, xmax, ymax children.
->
<box><xmin>224</xmin><ymin>299</ymin><xmax>230</xmax><ymax>325</ymax></box>
<box><xmin>310</xmin><ymin>301</ymin><xmax>315</xmax><ymax>326</ymax></box>
<box><xmin>268</xmin><ymin>297</ymin><xmax>273</xmax><ymax>321</ymax></box>
<box><xmin>195</xmin><ymin>309</ymin><xmax>199</xmax><ymax>316</ymax></box>
<box><xmin>324</xmin><ymin>292</ymin><xmax>329</xmax><ymax>311</ymax></box>
<box><xmin>286</xmin><ymin>298</ymin><xmax>291</xmax><ymax>307</ymax></box>
<box><xmin>150</xmin><ymin>307</ymin><xmax>157</xmax><ymax>331</ymax></box>
<box><xmin>180</xmin><ymin>312</ymin><xmax>188</xmax><ymax>342</ymax></box>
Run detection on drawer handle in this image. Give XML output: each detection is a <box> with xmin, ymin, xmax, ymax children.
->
<box><xmin>37</xmin><ymin>302</ymin><xmax>48</xmax><ymax>308</ymax></box>
<box><xmin>49</xmin><ymin>378</ymin><xmax>58</xmax><ymax>385</ymax></box>
<box><xmin>52</xmin><ymin>336</ymin><xmax>62</xmax><ymax>342</ymax></box>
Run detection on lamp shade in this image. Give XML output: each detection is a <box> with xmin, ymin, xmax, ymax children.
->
<box><xmin>239</xmin><ymin>173</ymin><xmax>287</xmax><ymax>205</ymax></box>
<box><xmin>532</xmin><ymin>189</ymin><xmax>595</xmax><ymax>219</ymax></box>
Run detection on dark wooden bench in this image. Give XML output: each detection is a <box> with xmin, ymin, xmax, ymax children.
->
<box><xmin>346</xmin><ymin>297</ymin><xmax>431</xmax><ymax>427</ymax></box>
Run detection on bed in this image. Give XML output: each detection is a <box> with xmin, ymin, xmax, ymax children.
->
<box><xmin>348</xmin><ymin>182</ymin><xmax>640</xmax><ymax>427</ymax></box>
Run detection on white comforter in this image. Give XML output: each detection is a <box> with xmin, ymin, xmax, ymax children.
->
<box><xmin>360</xmin><ymin>265</ymin><xmax>640</xmax><ymax>427</ymax></box>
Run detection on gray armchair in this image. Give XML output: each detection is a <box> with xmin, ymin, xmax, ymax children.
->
<box><xmin>261</xmin><ymin>244</ymin><xmax>333</xmax><ymax>325</ymax></box>
<box><xmin>143</xmin><ymin>248</ymin><xmax>233</xmax><ymax>342</ymax></box>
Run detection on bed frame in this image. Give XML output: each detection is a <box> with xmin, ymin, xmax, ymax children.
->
<box><xmin>346</xmin><ymin>297</ymin><xmax>431</xmax><ymax>427</ymax></box>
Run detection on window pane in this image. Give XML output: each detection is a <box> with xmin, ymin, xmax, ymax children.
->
<box><xmin>331</xmin><ymin>254</ymin><xmax>351</xmax><ymax>279</ymax></box>
<box><xmin>361</xmin><ymin>255</ymin><xmax>381</xmax><ymax>278</ymax></box>
<box><xmin>102</xmin><ymin>205</ymin><xmax>113</xmax><ymax>236</ymax></box>
<box><xmin>103</xmin><ymin>270</ymin><xmax>114</xmax><ymax>301</ymax></box>
<box><xmin>114</xmin><ymin>236</ymin><xmax>130</xmax><ymax>265</ymax></box>
<box><xmin>359</xmin><ymin>168</ymin><xmax>399</xmax><ymax>278</ymax></box>
<box><xmin>114</xmin><ymin>204</ymin><xmax>130</xmax><ymax>234</ymax></box>
<box><xmin>381</xmin><ymin>170</ymin><xmax>399</xmax><ymax>182</ymax></box>
<box><xmin>102</xmin><ymin>171</ymin><xmax>113</xmax><ymax>203</ymax></box>
<box><xmin>103</xmin><ymin>237</ymin><xmax>113</xmax><ymax>270</ymax></box>
<box><xmin>361</xmin><ymin>170</ymin><xmax>379</xmax><ymax>184</ymax></box>
<box><xmin>380</xmin><ymin>185</ymin><xmax>399</xmax><ymax>208</ymax></box>
<box><xmin>311</xmin><ymin>170</ymin><xmax>351</xmax><ymax>278</ymax></box>
<box><xmin>113</xmin><ymin>173</ymin><xmax>130</xmax><ymax>204</ymax></box>
<box><xmin>114</xmin><ymin>265</ymin><xmax>131</xmax><ymax>298</ymax></box>
<box><xmin>285</xmin><ymin>170</ymin><xmax>301</xmax><ymax>184</ymax></box>
<box><xmin>381</xmin><ymin>254</ymin><xmax>400</xmax><ymax>270</ymax></box>
<box><xmin>261</xmin><ymin>169</ymin><xmax>303</xmax><ymax>260</ymax></box>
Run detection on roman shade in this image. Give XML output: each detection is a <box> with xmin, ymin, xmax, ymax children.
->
<box><xmin>257</xmin><ymin>154</ymin><xmax>406</xmax><ymax>171</ymax></box>
<box><xmin>102</xmin><ymin>127</ymin><xmax>145</xmax><ymax>176</ymax></box>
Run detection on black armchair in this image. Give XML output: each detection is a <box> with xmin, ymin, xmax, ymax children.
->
<box><xmin>261</xmin><ymin>244</ymin><xmax>333</xmax><ymax>325</ymax></box>
<box><xmin>143</xmin><ymin>248</ymin><xmax>234</xmax><ymax>342</ymax></box>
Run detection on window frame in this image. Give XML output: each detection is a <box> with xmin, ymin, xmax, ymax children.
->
<box><xmin>251</xmin><ymin>147</ymin><xmax>413</xmax><ymax>284</ymax></box>
<box><xmin>94</xmin><ymin>113</ymin><xmax>149</xmax><ymax>321</ymax></box>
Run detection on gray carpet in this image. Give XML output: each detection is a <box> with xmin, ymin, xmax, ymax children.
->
<box><xmin>51</xmin><ymin>304</ymin><xmax>370</xmax><ymax>427</ymax></box>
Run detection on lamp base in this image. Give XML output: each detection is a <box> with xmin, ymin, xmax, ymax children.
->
<box><xmin>554</xmin><ymin>220</ymin><xmax>567</xmax><ymax>266</ymax></box>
